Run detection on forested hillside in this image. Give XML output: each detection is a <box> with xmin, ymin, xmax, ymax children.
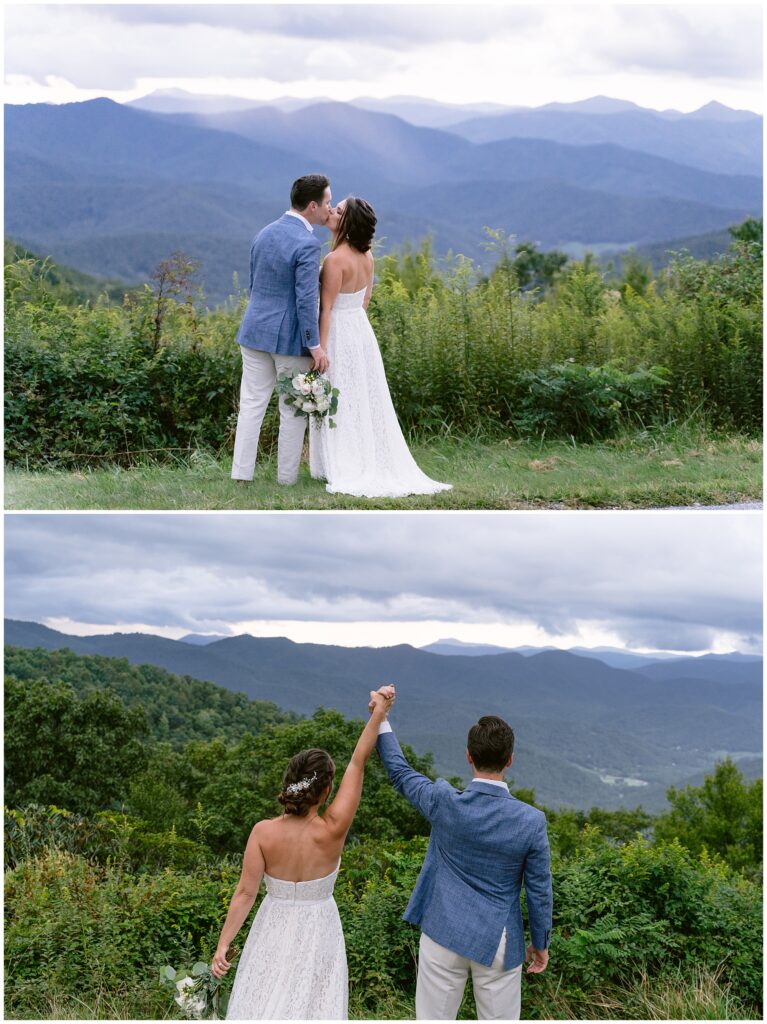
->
<box><xmin>5</xmin><ymin>633</ymin><xmax>762</xmax><ymax>813</ymax></box>
<box><xmin>5</xmin><ymin>97</ymin><xmax>761</xmax><ymax>299</ymax></box>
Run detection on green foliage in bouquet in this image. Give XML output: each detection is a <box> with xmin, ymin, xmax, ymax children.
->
<box><xmin>160</xmin><ymin>947</ymin><xmax>238</xmax><ymax>1020</ymax></box>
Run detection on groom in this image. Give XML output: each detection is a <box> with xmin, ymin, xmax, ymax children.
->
<box><xmin>375</xmin><ymin>695</ymin><xmax>552</xmax><ymax>1020</ymax></box>
<box><xmin>231</xmin><ymin>174</ymin><xmax>333</xmax><ymax>484</ymax></box>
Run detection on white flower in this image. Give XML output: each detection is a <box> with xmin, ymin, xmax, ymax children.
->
<box><xmin>174</xmin><ymin>978</ymin><xmax>207</xmax><ymax>1019</ymax></box>
<box><xmin>302</xmin><ymin>400</ymin><xmax>316</xmax><ymax>412</ymax></box>
<box><xmin>299</xmin><ymin>382</ymin><xmax>313</xmax><ymax>395</ymax></box>
<box><xmin>292</xmin><ymin>374</ymin><xmax>306</xmax><ymax>389</ymax></box>
<box><xmin>315</xmin><ymin>397</ymin><xmax>330</xmax><ymax>412</ymax></box>
<box><xmin>311</xmin><ymin>380</ymin><xmax>326</xmax><ymax>396</ymax></box>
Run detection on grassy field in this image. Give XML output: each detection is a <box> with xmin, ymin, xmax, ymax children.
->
<box><xmin>7</xmin><ymin>965</ymin><xmax>753</xmax><ymax>1020</ymax></box>
<box><xmin>5</xmin><ymin>430</ymin><xmax>762</xmax><ymax>511</ymax></box>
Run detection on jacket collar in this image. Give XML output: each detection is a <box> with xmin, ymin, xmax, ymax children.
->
<box><xmin>467</xmin><ymin>779</ymin><xmax>511</xmax><ymax>798</ymax></box>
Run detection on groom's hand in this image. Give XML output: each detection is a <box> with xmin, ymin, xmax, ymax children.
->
<box><xmin>525</xmin><ymin>945</ymin><xmax>549</xmax><ymax>974</ymax></box>
<box><xmin>310</xmin><ymin>347</ymin><xmax>329</xmax><ymax>373</ymax></box>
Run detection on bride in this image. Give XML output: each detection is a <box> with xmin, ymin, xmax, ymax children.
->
<box><xmin>309</xmin><ymin>197</ymin><xmax>452</xmax><ymax>498</ymax></box>
<box><xmin>211</xmin><ymin>687</ymin><xmax>395</xmax><ymax>1019</ymax></box>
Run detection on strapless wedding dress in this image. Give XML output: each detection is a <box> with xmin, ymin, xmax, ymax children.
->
<box><xmin>226</xmin><ymin>863</ymin><xmax>347</xmax><ymax>1020</ymax></box>
<box><xmin>309</xmin><ymin>287</ymin><xmax>452</xmax><ymax>498</ymax></box>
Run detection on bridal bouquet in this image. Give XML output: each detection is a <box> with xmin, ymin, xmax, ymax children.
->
<box><xmin>276</xmin><ymin>369</ymin><xmax>339</xmax><ymax>429</ymax></box>
<box><xmin>161</xmin><ymin>946</ymin><xmax>238</xmax><ymax>1020</ymax></box>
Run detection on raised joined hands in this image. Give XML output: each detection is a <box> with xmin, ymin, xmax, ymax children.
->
<box><xmin>368</xmin><ymin>684</ymin><xmax>396</xmax><ymax>716</ymax></box>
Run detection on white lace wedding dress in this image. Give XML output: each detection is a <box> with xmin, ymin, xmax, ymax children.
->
<box><xmin>226</xmin><ymin>863</ymin><xmax>347</xmax><ymax>1020</ymax></box>
<box><xmin>309</xmin><ymin>287</ymin><xmax>452</xmax><ymax>497</ymax></box>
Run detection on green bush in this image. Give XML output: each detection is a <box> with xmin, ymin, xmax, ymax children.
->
<box><xmin>4</xmin><ymin>234</ymin><xmax>761</xmax><ymax>468</ymax></box>
<box><xmin>512</xmin><ymin>362</ymin><xmax>671</xmax><ymax>440</ymax></box>
<box><xmin>4</xmin><ymin>804</ymin><xmax>211</xmax><ymax>874</ymax></box>
<box><xmin>550</xmin><ymin>836</ymin><xmax>762</xmax><ymax>1012</ymax></box>
<box><xmin>653</xmin><ymin>758</ymin><xmax>762</xmax><ymax>877</ymax></box>
<box><xmin>4</xmin><ymin>849</ymin><xmax>240</xmax><ymax>1003</ymax></box>
<box><xmin>5</xmin><ymin>832</ymin><xmax>762</xmax><ymax>1020</ymax></box>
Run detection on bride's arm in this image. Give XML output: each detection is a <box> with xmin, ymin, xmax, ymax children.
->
<box><xmin>322</xmin><ymin>690</ymin><xmax>394</xmax><ymax>841</ymax></box>
<box><xmin>211</xmin><ymin>824</ymin><xmax>266</xmax><ymax>977</ymax></box>
<box><xmin>319</xmin><ymin>252</ymin><xmax>343</xmax><ymax>350</ymax></box>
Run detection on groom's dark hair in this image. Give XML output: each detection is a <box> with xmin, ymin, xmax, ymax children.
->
<box><xmin>291</xmin><ymin>174</ymin><xmax>330</xmax><ymax>211</ymax></box>
<box><xmin>467</xmin><ymin>716</ymin><xmax>515</xmax><ymax>772</ymax></box>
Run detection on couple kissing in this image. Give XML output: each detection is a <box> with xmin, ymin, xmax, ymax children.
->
<box><xmin>230</xmin><ymin>174</ymin><xmax>451</xmax><ymax>499</ymax></box>
<box><xmin>212</xmin><ymin>685</ymin><xmax>552</xmax><ymax>1020</ymax></box>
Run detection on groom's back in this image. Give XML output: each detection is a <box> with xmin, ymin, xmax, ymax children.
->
<box><xmin>406</xmin><ymin>778</ymin><xmax>551</xmax><ymax>970</ymax></box>
<box><xmin>248</xmin><ymin>217</ymin><xmax>315</xmax><ymax>295</ymax></box>
<box><xmin>436</xmin><ymin>782</ymin><xmax>543</xmax><ymax>882</ymax></box>
<box><xmin>376</xmin><ymin>728</ymin><xmax>552</xmax><ymax>971</ymax></box>
<box><xmin>237</xmin><ymin>215</ymin><xmax>321</xmax><ymax>355</ymax></box>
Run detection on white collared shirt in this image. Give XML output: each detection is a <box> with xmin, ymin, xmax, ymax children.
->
<box><xmin>469</xmin><ymin>777</ymin><xmax>509</xmax><ymax>792</ymax></box>
<box><xmin>285</xmin><ymin>209</ymin><xmax>314</xmax><ymax>232</ymax></box>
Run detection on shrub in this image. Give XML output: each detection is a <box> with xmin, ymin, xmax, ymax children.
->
<box><xmin>512</xmin><ymin>362</ymin><xmax>671</xmax><ymax>440</ymax></box>
<box><xmin>5</xmin><ymin>235</ymin><xmax>761</xmax><ymax>468</ymax></box>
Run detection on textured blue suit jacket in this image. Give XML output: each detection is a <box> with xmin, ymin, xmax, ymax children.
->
<box><xmin>236</xmin><ymin>214</ymin><xmax>321</xmax><ymax>354</ymax></box>
<box><xmin>377</xmin><ymin>729</ymin><xmax>553</xmax><ymax>970</ymax></box>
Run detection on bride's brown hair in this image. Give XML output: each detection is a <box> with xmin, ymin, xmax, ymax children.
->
<box><xmin>331</xmin><ymin>196</ymin><xmax>377</xmax><ymax>254</ymax></box>
<box><xmin>277</xmin><ymin>748</ymin><xmax>336</xmax><ymax>816</ymax></box>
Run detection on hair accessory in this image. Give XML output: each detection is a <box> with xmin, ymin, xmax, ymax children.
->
<box><xmin>285</xmin><ymin>772</ymin><xmax>318</xmax><ymax>796</ymax></box>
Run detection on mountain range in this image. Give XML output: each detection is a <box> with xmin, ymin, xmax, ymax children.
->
<box><xmin>6</xmin><ymin>618</ymin><xmax>761</xmax><ymax>813</ymax></box>
<box><xmin>419</xmin><ymin>638</ymin><xmax>762</xmax><ymax>671</ymax></box>
<box><xmin>5</xmin><ymin>95</ymin><xmax>761</xmax><ymax>302</ymax></box>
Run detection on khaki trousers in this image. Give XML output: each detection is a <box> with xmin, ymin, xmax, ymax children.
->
<box><xmin>415</xmin><ymin>930</ymin><xmax>522</xmax><ymax>1020</ymax></box>
<box><xmin>231</xmin><ymin>347</ymin><xmax>312</xmax><ymax>483</ymax></box>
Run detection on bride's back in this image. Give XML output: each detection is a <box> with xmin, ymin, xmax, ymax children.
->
<box><xmin>324</xmin><ymin>243</ymin><xmax>373</xmax><ymax>294</ymax></box>
<box><xmin>254</xmin><ymin>814</ymin><xmax>341</xmax><ymax>882</ymax></box>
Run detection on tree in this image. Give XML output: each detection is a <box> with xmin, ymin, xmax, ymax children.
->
<box><xmin>729</xmin><ymin>217</ymin><xmax>763</xmax><ymax>245</ymax></box>
<box><xmin>653</xmin><ymin>759</ymin><xmax>762</xmax><ymax>875</ymax></box>
<box><xmin>618</xmin><ymin>249</ymin><xmax>654</xmax><ymax>298</ymax></box>
<box><xmin>510</xmin><ymin>240</ymin><xmax>568</xmax><ymax>293</ymax></box>
<box><xmin>182</xmin><ymin>709</ymin><xmax>435</xmax><ymax>855</ymax></box>
<box><xmin>5</xmin><ymin>675</ymin><xmax>148</xmax><ymax>814</ymax></box>
<box><xmin>149</xmin><ymin>250</ymin><xmax>202</xmax><ymax>352</ymax></box>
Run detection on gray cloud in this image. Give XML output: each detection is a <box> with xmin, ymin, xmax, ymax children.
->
<box><xmin>57</xmin><ymin>5</ymin><xmax>545</xmax><ymax>46</ymax></box>
<box><xmin>4</xmin><ymin>513</ymin><xmax>762</xmax><ymax>652</ymax></box>
<box><xmin>5</xmin><ymin>4</ymin><xmax>761</xmax><ymax>94</ymax></box>
<box><xmin>578</xmin><ymin>5</ymin><xmax>762</xmax><ymax>79</ymax></box>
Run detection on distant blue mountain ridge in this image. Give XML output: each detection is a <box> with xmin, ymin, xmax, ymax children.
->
<box><xmin>5</xmin><ymin>618</ymin><xmax>762</xmax><ymax>812</ymax></box>
<box><xmin>4</xmin><ymin>95</ymin><xmax>762</xmax><ymax>302</ymax></box>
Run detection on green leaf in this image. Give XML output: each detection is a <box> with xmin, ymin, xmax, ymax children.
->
<box><xmin>192</xmin><ymin>961</ymin><xmax>209</xmax><ymax>976</ymax></box>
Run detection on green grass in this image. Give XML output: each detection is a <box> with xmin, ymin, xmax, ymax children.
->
<box><xmin>6</xmin><ymin>965</ymin><xmax>756</xmax><ymax>1020</ymax></box>
<box><xmin>5</xmin><ymin>428</ymin><xmax>761</xmax><ymax>511</ymax></box>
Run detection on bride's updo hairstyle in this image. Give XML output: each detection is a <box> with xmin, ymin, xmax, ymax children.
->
<box><xmin>332</xmin><ymin>196</ymin><xmax>377</xmax><ymax>254</ymax></box>
<box><xmin>277</xmin><ymin>748</ymin><xmax>336</xmax><ymax>816</ymax></box>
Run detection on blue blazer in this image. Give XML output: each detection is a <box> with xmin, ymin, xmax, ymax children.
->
<box><xmin>236</xmin><ymin>214</ymin><xmax>321</xmax><ymax>355</ymax></box>
<box><xmin>376</xmin><ymin>729</ymin><xmax>553</xmax><ymax>970</ymax></box>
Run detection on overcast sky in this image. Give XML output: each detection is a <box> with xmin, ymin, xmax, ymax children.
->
<box><xmin>5</xmin><ymin>2</ymin><xmax>763</xmax><ymax>113</ymax></box>
<box><xmin>4</xmin><ymin>512</ymin><xmax>762</xmax><ymax>655</ymax></box>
